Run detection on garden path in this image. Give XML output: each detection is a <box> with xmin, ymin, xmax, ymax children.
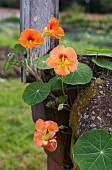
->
<box><xmin>0</xmin><ymin>8</ymin><xmax>19</xmax><ymax>20</ymax></box>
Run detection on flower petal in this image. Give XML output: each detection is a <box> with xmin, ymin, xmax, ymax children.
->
<box><xmin>54</xmin><ymin>65</ymin><xmax>70</xmax><ymax>76</ymax></box>
<box><xmin>35</xmin><ymin>119</ymin><xmax>47</xmax><ymax>132</ymax></box>
<box><xmin>68</xmin><ymin>61</ymin><xmax>78</xmax><ymax>72</ymax></box>
<box><xmin>34</xmin><ymin>131</ymin><xmax>43</xmax><ymax>147</ymax></box>
<box><xmin>45</xmin><ymin>120</ymin><xmax>59</xmax><ymax>133</ymax></box>
<box><xmin>48</xmin><ymin>17</ymin><xmax>59</xmax><ymax>30</ymax></box>
<box><xmin>43</xmin><ymin>138</ymin><xmax>57</xmax><ymax>152</ymax></box>
<box><xmin>52</xmin><ymin>27</ymin><xmax>64</xmax><ymax>39</ymax></box>
<box><xmin>50</xmin><ymin>45</ymin><xmax>65</xmax><ymax>59</ymax></box>
<box><xmin>46</xmin><ymin>57</ymin><xmax>58</xmax><ymax>68</ymax></box>
<box><xmin>64</xmin><ymin>47</ymin><xmax>78</xmax><ymax>61</ymax></box>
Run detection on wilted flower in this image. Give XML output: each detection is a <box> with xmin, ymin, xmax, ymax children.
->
<box><xmin>43</xmin><ymin>17</ymin><xmax>64</xmax><ymax>39</ymax></box>
<box><xmin>18</xmin><ymin>28</ymin><xmax>44</xmax><ymax>48</ymax></box>
<box><xmin>46</xmin><ymin>45</ymin><xmax>78</xmax><ymax>76</ymax></box>
<box><xmin>34</xmin><ymin>119</ymin><xmax>59</xmax><ymax>152</ymax></box>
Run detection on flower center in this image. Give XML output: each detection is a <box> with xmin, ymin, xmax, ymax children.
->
<box><xmin>50</xmin><ymin>24</ymin><xmax>54</xmax><ymax>30</ymax></box>
<box><xmin>57</xmin><ymin>54</ymin><xmax>70</xmax><ymax>67</ymax></box>
<box><xmin>28</xmin><ymin>37</ymin><xmax>34</xmax><ymax>43</ymax></box>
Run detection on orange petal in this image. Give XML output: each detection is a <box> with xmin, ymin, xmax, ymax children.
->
<box><xmin>64</xmin><ymin>47</ymin><xmax>78</xmax><ymax>61</ymax></box>
<box><xmin>34</xmin><ymin>131</ymin><xmax>43</xmax><ymax>147</ymax></box>
<box><xmin>43</xmin><ymin>138</ymin><xmax>57</xmax><ymax>152</ymax></box>
<box><xmin>48</xmin><ymin>17</ymin><xmax>59</xmax><ymax>30</ymax></box>
<box><xmin>54</xmin><ymin>65</ymin><xmax>70</xmax><ymax>76</ymax></box>
<box><xmin>35</xmin><ymin>119</ymin><xmax>47</xmax><ymax>132</ymax></box>
<box><xmin>50</xmin><ymin>45</ymin><xmax>65</xmax><ymax>59</ymax></box>
<box><xmin>45</xmin><ymin>120</ymin><xmax>59</xmax><ymax>133</ymax></box>
<box><xmin>52</xmin><ymin>27</ymin><xmax>64</xmax><ymax>39</ymax></box>
<box><xmin>46</xmin><ymin>57</ymin><xmax>58</xmax><ymax>68</ymax></box>
<box><xmin>68</xmin><ymin>61</ymin><xmax>78</xmax><ymax>72</ymax></box>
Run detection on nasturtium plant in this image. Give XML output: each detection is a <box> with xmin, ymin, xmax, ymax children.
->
<box><xmin>4</xmin><ymin>16</ymin><xmax>109</xmax><ymax>158</ymax></box>
<box><xmin>73</xmin><ymin>129</ymin><xmax>112</xmax><ymax>170</ymax></box>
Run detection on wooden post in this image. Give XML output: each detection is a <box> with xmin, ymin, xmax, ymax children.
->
<box><xmin>20</xmin><ymin>0</ymin><xmax>73</xmax><ymax>169</ymax></box>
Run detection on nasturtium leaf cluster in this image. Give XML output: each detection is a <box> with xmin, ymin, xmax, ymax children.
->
<box><xmin>73</xmin><ymin>130</ymin><xmax>112</xmax><ymax>170</ymax></box>
<box><xmin>22</xmin><ymin>62</ymin><xmax>93</xmax><ymax>106</ymax></box>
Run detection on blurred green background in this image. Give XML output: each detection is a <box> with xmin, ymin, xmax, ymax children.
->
<box><xmin>0</xmin><ymin>0</ymin><xmax>112</xmax><ymax>170</ymax></box>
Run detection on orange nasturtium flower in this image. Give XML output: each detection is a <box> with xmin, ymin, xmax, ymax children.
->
<box><xmin>34</xmin><ymin>119</ymin><xmax>59</xmax><ymax>152</ymax></box>
<box><xmin>43</xmin><ymin>17</ymin><xmax>64</xmax><ymax>39</ymax></box>
<box><xmin>18</xmin><ymin>28</ymin><xmax>44</xmax><ymax>48</ymax></box>
<box><xmin>46</xmin><ymin>45</ymin><xmax>78</xmax><ymax>76</ymax></box>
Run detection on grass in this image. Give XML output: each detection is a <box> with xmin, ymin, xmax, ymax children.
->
<box><xmin>0</xmin><ymin>22</ymin><xmax>19</xmax><ymax>47</ymax></box>
<box><xmin>0</xmin><ymin>79</ymin><xmax>47</xmax><ymax>170</ymax></box>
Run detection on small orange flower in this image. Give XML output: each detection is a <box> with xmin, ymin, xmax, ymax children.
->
<box><xmin>46</xmin><ymin>45</ymin><xmax>78</xmax><ymax>76</ymax></box>
<box><xmin>34</xmin><ymin>119</ymin><xmax>59</xmax><ymax>152</ymax></box>
<box><xmin>43</xmin><ymin>17</ymin><xmax>64</xmax><ymax>39</ymax></box>
<box><xmin>18</xmin><ymin>28</ymin><xmax>44</xmax><ymax>48</ymax></box>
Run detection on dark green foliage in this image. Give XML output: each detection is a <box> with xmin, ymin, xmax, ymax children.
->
<box><xmin>59</xmin><ymin>0</ymin><xmax>75</xmax><ymax>11</ymax></box>
<box><xmin>1</xmin><ymin>16</ymin><xmax>20</xmax><ymax>23</ymax></box>
<box><xmin>0</xmin><ymin>0</ymin><xmax>19</xmax><ymax>8</ymax></box>
<box><xmin>77</xmin><ymin>0</ymin><xmax>112</xmax><ymax>13</ymax></box>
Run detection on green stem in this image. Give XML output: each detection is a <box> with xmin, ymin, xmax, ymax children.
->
<box><xmin>62</xmin><ymin>76</ymin><xmax>69</xmax><ymax>105</ymax></box>
<box><xmin>30</xmin><ymin>48</ymin><xmax>35</xmax><ymax>69</ymax></box>
<box><xmin>49</xmin><ymin>92</ymin><xmax>56</xmax><ymax>99</ymax></box>
<box><xmin>38</xmin><ymin>44</ymin><xmax>43</xmax><ymax>64</ymax></box>
<box><xmin>29</xmin><ymin>48</ymin><xmax>44</xmax><ymax>82</ymax></box>
<box><xmin>25</xmin><ymin>59</ymin><xmax>42</xmax><ymax>82</ymax></box>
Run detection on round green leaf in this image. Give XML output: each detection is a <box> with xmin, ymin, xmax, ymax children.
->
<box><xmin>64</xmin><ymin>63</ymin><xmax>93</xmax><ymax>85</ymax></box>
<box><xmin>92</xmin><ymin>58</ymin><xmax>112</xmax><ymax>70</ymax></box>
<box><xmin>36</xmin><ymin>55</ymin><xmax>51</xmax><ymax>69</ymax></box>
<box><xmin>14</xmin><ymin>44</ymin><xmax>26</xmax><ymax>56</ymax></box>
<box><xmin>73</xmin><ymin>130</ymin><xmax>112</xmax><ymax>170</ymax></box>
<box><xmin>49</xmin><ymin>76</ymin><xmax>62</xmax><ymax>90</ymax></box>
<box><xmin>22</xmin><ymin>82</ymin><xmax>51</xmax><ymax>105</ymax></box>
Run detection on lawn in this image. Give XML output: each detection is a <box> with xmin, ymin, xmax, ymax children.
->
<box><xmin>0</xmin><ymin>22</ymin><xmax>19</xmax><ymax>47</ymax></box>
<box><xmin>0</xmin><ymin>79</ymin><xmax>47</xmax><ymax>170</ymax></box>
